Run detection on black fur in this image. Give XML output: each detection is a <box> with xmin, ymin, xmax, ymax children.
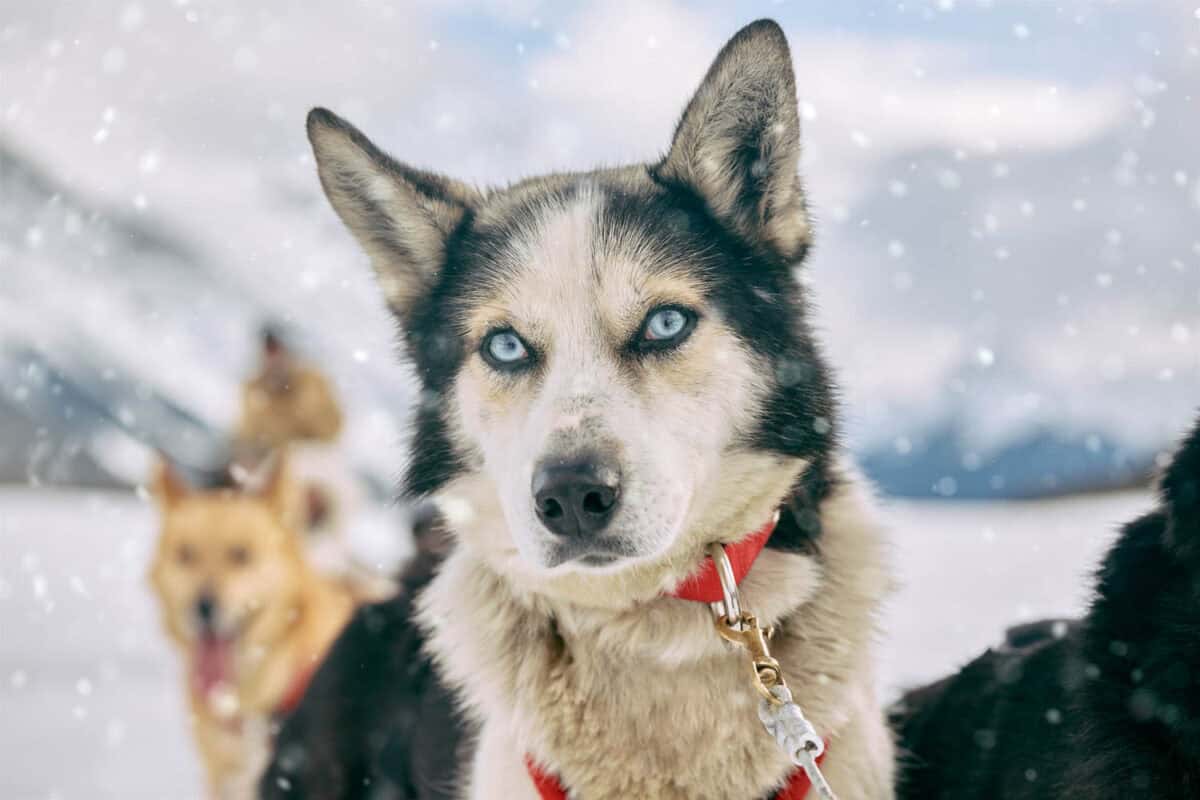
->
<box><xmin>893</xmin><ymin>416</ymin><xmax>1200</xmax><ymax>798</ymax></box>
<box><xmin>260</xmin><ymin>510</ymin><xmax>469</xmax><ymax>800</ymax></box>
<box><xmin>771</xmin><ymin>451</ymin><xmax>838</xmax><ymax>556</ymax></box>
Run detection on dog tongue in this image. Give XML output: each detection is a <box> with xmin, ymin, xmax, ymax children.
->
<box><xmin>192</xmin><ymin>634</ymin><xmax>233</xmax><ymax>699</ymax></box>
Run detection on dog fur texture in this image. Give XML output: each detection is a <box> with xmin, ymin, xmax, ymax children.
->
<box><xmin>148</xmin><ymin>456</ymin><xmax>353</xmax><ymax>799</ymax></box>
<box><xmin>285</xmin><ymin>19</ymin><xmax>895</xmax><ymax>799</ymax></box>
<box><xmin>892</xmin><ymin>415</ymin><xmax>1200</xmax><ymax>798</ymax></box>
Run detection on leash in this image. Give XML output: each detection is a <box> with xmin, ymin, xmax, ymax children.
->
<box><xmin>525</xmin><ymin>514</ymin><xmax>839</xmax><ymax>799</ymax></box>
<box><xmin>709</xmin><ymin>538</ymin><xmax>838</xmax><ymax>800</ymax></box>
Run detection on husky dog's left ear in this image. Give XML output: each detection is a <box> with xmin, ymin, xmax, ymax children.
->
<box><xmin>306</xmin><ymin>108</ymin><xmax>480</xmax><ymax>315</ymax></box>
<box><xmin>657</xmin><ymin>19</ymin><xmax>809</xmax><ymax>261</ymax></box>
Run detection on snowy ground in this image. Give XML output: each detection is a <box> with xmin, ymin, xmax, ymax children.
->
<box><xmin>0</xmin><ymin>487</ymin><xmax>1152</xmax><ymax>800</ymax></box>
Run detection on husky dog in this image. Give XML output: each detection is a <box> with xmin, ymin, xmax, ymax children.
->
<box><xmin>893</xmin><ymin>416</ymin><xmax>1200</xmax><ymax>798</ymax></box>
<box><xmin>288</xmin><ymin>19</ymin><xmax>894</xmax><ymax>799</ymax></box>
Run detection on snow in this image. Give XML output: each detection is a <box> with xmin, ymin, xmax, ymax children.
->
<box><xmin>0</xmin><ymin>486</ymin><xmax>1151</xmax><ymax>798</ymax></box>
<box><xmin>0</xmin><ymin>489</ymin><xmax>200</xmax><ymax>800</ymax></box>
<box><xmin>880</xmin><ymin>490</ymin><xmax>1148</xmax><ymax>692</ymax></box>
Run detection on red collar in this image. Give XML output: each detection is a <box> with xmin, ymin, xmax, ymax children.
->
<box><xmin>526</xmin><ymin>514</ymin><xmax>826</xmax><ymax>800</ymax></box>
<box><xmin>526</xmin><ymin>751</ymin><xmax>824</xmax><ymax>800</ymax></box>
<box><xmin>668</xmin><ymin>514</ymin><xmax>777</xmax><ymax>603</ymax></box>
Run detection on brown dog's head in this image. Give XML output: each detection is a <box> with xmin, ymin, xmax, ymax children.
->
<box><xmin>147</xmin><ymin>456</ymin><xmax>306</xmax><ymax>697</ymax></box>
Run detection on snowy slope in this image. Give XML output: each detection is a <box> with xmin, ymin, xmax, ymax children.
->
<box><xmin>0</xmin><ymin>139</ymin><xmax>411</xmax><ymax>491</ymax></box>
<box><xmin>0</xmin><ymin>487</ymin><xmax>1148</xmax><ymax>799</ymax></box>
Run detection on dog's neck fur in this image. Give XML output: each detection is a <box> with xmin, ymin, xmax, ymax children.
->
<box><xmin>419</xmin><ymin>463</ymin><xmax>896</xmax><ymax>799</ymax></box>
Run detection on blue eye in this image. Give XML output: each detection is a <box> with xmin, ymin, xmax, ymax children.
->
<box><xmin>646</xmin><ymin>309</ymin><xmax>687</xmax><ymax>339</ymax></box>
<box><xmin>482</xmin><ymin>330</ymin><xmax>531</xmax><ymax>369</ymax></box>
<box><xmin>639</xmin><ymin>306</ymin><xmax>696</xmax><ymax>349</ymax></box>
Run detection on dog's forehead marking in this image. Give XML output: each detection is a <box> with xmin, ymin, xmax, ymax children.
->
<box><xmin>467</xmin><ymin>182</ymin><xmax>705</xmax><ymax>346</ymax></box>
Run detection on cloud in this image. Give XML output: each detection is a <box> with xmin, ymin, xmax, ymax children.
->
<box><xmin>520</xmin><ymin>3</ymin><xmax>1126</xmax><ymax>215</ymax></box>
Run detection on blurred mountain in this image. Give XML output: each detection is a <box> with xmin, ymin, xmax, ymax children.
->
<box><xmin>0</xmin><ymin>140</ymin><xmax>404</xmax><ymax>492</ymax></box>
<box><xmin>0</xmin><ymin>141</ymin><xmax>239</xmax><ymax>485</ymax></box>
<box><xmin>859</xmin><ymin>421</ymin><xmax>1156</xmax><ymax>500</ymax></box>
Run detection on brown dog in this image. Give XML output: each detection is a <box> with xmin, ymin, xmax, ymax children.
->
<box><xmin>148</xmin><ymin>456</ymin><xmax>353</xmax><ymax>799</ymax></box>
<box><xmin>236</xmin><ymin>326</ymin><xmax>343</xmax><ymax>451</ymax></box>
<box><xmin>232</xmin><ymin>327</ymin><xmax>366</xmax><ymax>581</ymax></box>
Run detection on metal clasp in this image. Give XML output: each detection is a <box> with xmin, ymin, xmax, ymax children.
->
<box><xmin>708</xmin><ymin>540</ymin><xmax>743</xmax><ymax>623</ymax></box>
<box><xmin>707</xmin><ymin>537</ymin><xmax>839</xmax><ymax>799</ymax></box>
<box><xmin>708</xmin><ymin>542</ymin><xmax>786</xmax><ymax>704</ymax></box>
<box><xmin>715</xmin><ymin>612</ymin><xmax>786</xmax><ymax>704</ymax></box>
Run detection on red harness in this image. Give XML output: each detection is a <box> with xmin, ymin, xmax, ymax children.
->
<box><xmin>523</xmin><ymin>516</ymin><xmax>828</xmax><ymax>799</ymax></box>
<box><xmin>525</xmin><ymin>753</ymin><xmax>824</xmax><ymax>800</ymax></box>
<box><xmin>275</xmin><ymin>663</ymin><xmax>318</xmax><ymax>717</ymax></box>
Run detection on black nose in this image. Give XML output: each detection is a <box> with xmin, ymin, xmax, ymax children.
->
<box><xmin>194</xmin><ymin>592</ymin><xmax>217</xmax><ymax>627</ymax></box>
<box><xmin>532</xmin><ymin>456</ymin><xmax>621</xmax><ymax>539</ymax></box>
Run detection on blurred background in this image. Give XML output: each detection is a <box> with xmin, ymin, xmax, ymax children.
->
<box><xmin>1</xmin><ymin>0</ymin><xmax>1197</xmax><ymax>797</ymax></box>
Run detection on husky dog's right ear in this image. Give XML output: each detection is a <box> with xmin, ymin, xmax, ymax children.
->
<box><xmin>306</xmin><ymin>108</ymin><xmax>479</xmax><ymax>315</ymax></box>
<box><xmin>657</xmin><ymin>19</ymin><xmax>810</xmax><ymax>262</ymax></box>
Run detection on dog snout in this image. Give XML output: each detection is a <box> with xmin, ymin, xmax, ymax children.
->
<box><xmin>194</xmin><ymin>591</ymin><xmax>218</xmax><ymax>628</ymax></box>
<box><xmin>532</xmin><ymin>454</ymin><xmax>621</xmax><ymax>539</ymax></box>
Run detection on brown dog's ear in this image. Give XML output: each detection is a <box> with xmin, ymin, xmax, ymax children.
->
<box><xmin>151</xmin><ymin>458</ymin><xmax>190</xmax><ymax>508</ymax></box>
<box><xmin>236</xmin><ymin>448</ymin><xmax>297</xmax><ymax>524</ymax></box>
<box><xmin>261</xmin><ymin>450</ymin><xmax>292</xmax><ymax>520</ymax></box>
<box><xmin>656</xmin><ymin>20</ymin><xmax>810</xmax><ymax>262</ymax></box>
<box><xmin>306</xmin><ymin>107</ymin><xmax>480</xmax><ymax>317</ymax></box>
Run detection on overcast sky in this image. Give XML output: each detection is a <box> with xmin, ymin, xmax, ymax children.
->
<box><xmin>2</xmin><ymin>0</ymin><xmax>1199</xmax><ymax>455</ymax></box>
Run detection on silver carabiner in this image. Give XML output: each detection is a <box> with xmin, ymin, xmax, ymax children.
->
<box><xmin>708</xmin><ymin>509</ymin><xmax>779</xmax><ymax>626</ymax></box>
<box><xmin>708</xmin><ymin>541</ymin><xmax>742</xmax><ymax>624</ymax></box>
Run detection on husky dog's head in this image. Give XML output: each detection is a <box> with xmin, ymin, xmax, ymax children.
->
<box><xmin>307</xmin><ymin>20</ymin><xmax>835</xmax><ymax>584</ymax></box>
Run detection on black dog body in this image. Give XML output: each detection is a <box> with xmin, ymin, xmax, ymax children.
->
<box><xmin>895</xmin><ymin>419</ymin><xmax>1200</xmax><ymax>798</ymax></box>
<box><xmin>261</xmin><ymin>511</ymin><xmax>468</xmax><ymax>800</ymax></box>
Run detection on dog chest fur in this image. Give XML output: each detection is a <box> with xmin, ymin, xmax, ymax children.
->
<box><xmin>419</xmin><ymin>479</ymin><xmax>895</xmax><ymax>799</ymax></box>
